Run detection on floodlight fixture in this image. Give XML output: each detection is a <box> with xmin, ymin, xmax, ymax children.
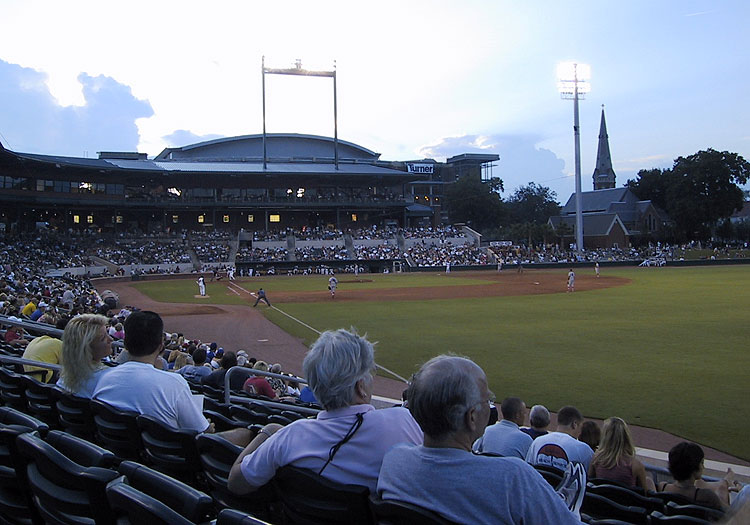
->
<box><xmin>556</xmin><ymin>61</ymin><xmax>591</xmax><ymax>252</ymax></box>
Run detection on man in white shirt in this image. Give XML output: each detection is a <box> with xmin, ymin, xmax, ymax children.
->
<box><xmin>93</xmin><ymin>310</ymin><xmax>211</xmax><ymax>432</ymax></box>
<box><xmin>526</xmin><ymin>406</ymin><xmax>593</xmax><ymax>471</ymax></box>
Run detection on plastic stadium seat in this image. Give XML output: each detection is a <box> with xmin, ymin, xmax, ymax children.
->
<box><xmin>369</xmin><ymin>494</ymin><xmax>459</xmax><ymax>524</ymax></box>
<box><xmin>115</xmin><ymin>460</ymin><xmax>214</xmax><ymax>523</ymax></box>
<box><xmin>52</xmin><ymin>388</ymin><xmax>97</xmax><ymax>441</ymax></box>
<box><xmin>0</xmin><ymin>368</ymin><xmax>27</xmax><ymax>411</ymax></box>
<box><xmin>230</xmin><ymin>405</ymin><xmax>270</xmax><ymax>425</ymax></box>
<box><xmin>664</xmin><ymin>501</ymin><xmax>724</xmax><ymax>522</ymax></box>
<box><xmin>15</xmin><ymin>430</ymin><xmax>120</xmax><ymax>525</ymax></box>
<box><xmin>203</xmin><ymin>397</ymin><xmax>233</xmax><ymax>417</ymax></box>
<box><xmin>19</xmin><ymin>375</ymin><xmax>59</xmax><ymax>429</ymax></box>
<box><xmin>216</xmin><ymin>508</ymin><xmax>274</xmax><ymax>525</ymax></box>
<box><xmin>90</xmin><ymin>399</ymin><xmax>144</xmax><ymax>462</ymax></box>
<box><xmin>0</xmin><ymin>407</ymin><xmax>49</xmax><ymax>524</ymax></box>
<box><xmin>279</xmin><ymin>410</ymin><xmax>307</xmax><ymax>421</ymax></box>
<box><xmin>195</xmin><ymin>433</ymin><xmax>277</xmax><ymax>519</ymax></box>
<box><xmin>267</xmin><ymin>414</ymin><xmax>293</xmax><ymax>426</ymax></box>
<box><xmin>106</xmin><ymin>481</ymin><xmax>194</xmax><ymax>525</ymax></box>
<box><xmin>581</xmin><ymin>492</ymin><xmax>648</xmax><ymax>524</ymax></box>
<box><xmin>648</xmin><ymin>511</ymin><xmax>711</xmax><ymax>524</ymax></box>
<box><xmin>648</xmin><ymin>490</ymin><xmax>707</xmax><ymax>508</ymax></box>
<box><xmin>204</xmin><ymin>409</ymin><xmax>247</xmax><ymax>432</ymax></box>
<box><xmin>586</xmin><ymin>483</ymin><xmax>664</xmax><ymax>513</ymax></box>
<box><xmin>272</xmin><ymin>465</ymin><xmax>372</xmax><ymax>525</ymax></box>
<box><xmin>534</xmin><ymin>464</ymin><xmax>564</xmax><ymax>487</ymax></box>
<box><xmin>136</xmin><ymin>413</ymin><xmax>203</xmax><ymax>485</ymax></box>
<box><xmin>589</xmin><ymin>477</ymin><xmax>648</xmax><ymax>494</ymax></box>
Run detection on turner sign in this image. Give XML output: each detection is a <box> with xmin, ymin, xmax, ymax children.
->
<box><xmin>407</xmin><ymin>163</ymin><xmax>434</xmax><ymax>174</ymax></box>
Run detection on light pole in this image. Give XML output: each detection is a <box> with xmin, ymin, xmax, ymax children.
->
<box><xmin>557</xmin><ymin>62</ymin><xmax>590</xmax><ymax>253</ymax></box>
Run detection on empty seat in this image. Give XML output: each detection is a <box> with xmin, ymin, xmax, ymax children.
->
<box><xmin>369</xmin><ymin>494</ymin><xmax>459</xmax><ymax>524</ymax></box>
<box><xmin>216</xmin><ymin>508</ymin><xmax>274</xmax><ymax>525</ymax></box>
<box><xmin>664</xmin><ymin>501</ymin><xmax>724</xmax><ymax>522</ymax></box>
<box><xmin>273</xmin><ymin>465</ymin><xmax>372</xmax><ymax>525</ymax></box>
<box><xmin>0</xmin><ymin>368</ymin><xmax>27</xmax><ymax>411</ymax></box>
<box><xmin>581</xmin><ymin>492</ymin><xmax>648</xmax><ymax>524</ymax></box>
<box><xmin>648</xmin><ymin>510</ymin><xmax>711</xmax><ymax>524</ymax></box>
<box><xmin>195</xmin><ymin>433</ymin><xmax>276</xmax><ymax>519</ymax></box>
<box><xmin>90</xmin><ymin>399</ymin><xmax>143</xmax><ymax>462</ymax></box>
<box><xmin>230</xmin><ymin>405</ymin><xmax>269</xmax><ymax>425</ymax></box>
<box><xmin>113</xmin><ymin>460</ymin><xmax>214</xmax><ymax>524</ymax></box>
<box><xmin>19</xmin><ymin>375</ymin><xmax>59</xmax><ymax>429</ymax></box>
<box><xmin>203</xmin><ymin>397</ymin><xmax>233</xmax><ymax>417</ymax></box>
<box><xmin>52</xmin><ymin>388</ymin><xmax>97</xmax><ymax>441</ymax></box>
<box><xmin>15</xmin><ymin>430</ymin><xmax>119</xmax><ymax>525</ymax></box>
<box><xmin>587</xmin><ymin>483</ymin><xmax>664</xmax><ymax>513</ymax></box>
<box><xmin>204</xmin><ymin>409</ymin><xmax>247</xmax><ymax>432</ymax></box>
<box><xmin>0</xmin><ymin>407</ymin><xmax>49</xmax><ymax>524</ymax></box>
<box><xmin>136</xmin><ymin>414</ymin><xmax>203</xmax><ymax>485</ymax></box>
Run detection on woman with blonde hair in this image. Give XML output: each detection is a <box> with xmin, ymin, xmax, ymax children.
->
<box><xmin>588</xmin><ymin>417</ymin><xmax>655</xmax><ymax>491</ymax></box>
<box><xmin>57</xmin><ymin>314</ymin><xmax>113</xmax><ymax>398</ymax></box>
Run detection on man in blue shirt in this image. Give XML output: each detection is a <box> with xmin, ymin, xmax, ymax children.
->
<box><xmin>473</xmin><ymin>396</ymin><xmax>532</xmax><ymax>459</ymax></box>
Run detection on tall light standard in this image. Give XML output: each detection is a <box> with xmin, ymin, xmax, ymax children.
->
<box><xmin>557</xmin><ymin>62</ymin><xmax>591</xmax><ymax>252</ymax></box>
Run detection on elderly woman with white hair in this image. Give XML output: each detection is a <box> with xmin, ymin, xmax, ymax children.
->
<box><xmin>228</xmin><ymin>328</ymin><xmax>423</xmax><ymax>494</ymax></box>
<box><xmin>56</xmin><ymin>313</ymin><xmax>114</xmax><ymax>398</ymax></box>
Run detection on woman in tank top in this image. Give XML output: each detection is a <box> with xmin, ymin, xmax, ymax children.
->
<box><xmin>588</xmin><ymin>417</ymin><xmax>655</xmax><ymax>491</ymax></box>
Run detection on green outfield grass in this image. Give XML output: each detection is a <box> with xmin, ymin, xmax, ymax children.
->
<box><xmin>134</xmin><ymin>266</ymin><xmax>750</xmax><ymax>460</ymax></box>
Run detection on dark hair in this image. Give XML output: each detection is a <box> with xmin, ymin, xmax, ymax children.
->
<box><xmin>579</xmin><ymin>420</ymin><xmax>601</xmax><ymax>451</ymax></box>
<box><xmin>123</xmin><ymin>311</ymin><xmax>163</xmax><ymax>357</ymax></box>
<box><xmin>192</xmin><ymin>347</ymin><xmax>207</xmax><ymax>365</ymax></box>
<box><xmin>221</xmin><ymin>351</ymin><xmax>237</xmax><ymax>369</ymax></box>
<box><xmin>557</xmin><ymin>406</ymin><xmax>583</xmax><ymax>427</ymax></box>
<box><xmin>668</xmin><ymin>442</ymin><xmax>704</xmax><ymax>481</ymax></box>
<box><xmin>500</xmin><ymin>397</ymin><xmax>524</xmax><ymax>421</ymax></box>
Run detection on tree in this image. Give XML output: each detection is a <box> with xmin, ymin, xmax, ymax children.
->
<box><xmin>626</xmin><ymin>149</ymin><xmax>749</xmax><ymax>241</ymax></box>
<box><xmin>444</xmin><ymin>175</ymin><xmax>506</xmax><ymax>230</ymax></box>
<box><xmin>507</xmin><ymin>183</ymin><xmax>560</xmax><ymax>225</ymax></box>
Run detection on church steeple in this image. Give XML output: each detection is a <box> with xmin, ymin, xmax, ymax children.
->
<box><xmin>592</xmin><ymin>106</ymin><xmax>616</xmax><ymax>190</ymax></box>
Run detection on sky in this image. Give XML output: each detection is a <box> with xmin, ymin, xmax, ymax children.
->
<box><xmin>0</xmin><ymin>0</ymin><xmax>748</xmax><ymax>203</ymax></box>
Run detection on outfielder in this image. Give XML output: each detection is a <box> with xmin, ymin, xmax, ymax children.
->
<box><xmin>567</xmin><ymin>269</ymin><xmax>575</xmax><ymax>293</ymax></box>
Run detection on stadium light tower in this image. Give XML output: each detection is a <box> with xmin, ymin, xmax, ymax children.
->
<box><xmin>557</xmin><ymin>62</ymin><xmax>590</xmax><ymax>253</ymax></box>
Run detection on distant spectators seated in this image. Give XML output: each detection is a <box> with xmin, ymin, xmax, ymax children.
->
<box><xmin>473</xmin><ymin>396</ymin><xmax>532</xmax><ymax>459</ymax></box>
<box><xmin>176</xmin><ymin>347</ymin><xmax>212</xmax><ymax>383</ymax></box>
<box><xmin>236</xmin><ymin>247</ymin><xmax>287</xmax><ymax>262</ymax></box>
<box><xmin>521</xmin><ymin>404</ymin><xmax>551</xmax><ymax>440</ymax></box>
<box><xmin>242</xmin><ymin>361</ymin><xmax>278</xmax><ymax>399</ymax></box>
<box><xmin>93</xmin><ymin>310</ymin><xmax>211</xmax><ymax>432</ymax></box>
<box><xmin>407</xmin><ymin>241</ymin><xmax>487</xmax><ymax>267</ymax></box>
<box><xmin>202</xmin><ymin>351</ymin><xmax>246</xmax><ymax>391</ymax></box>
<box><xmin>352</xmin><ymin>244</ymin><xmax>401</xmax><ymax>260</ymax></box>
<box><xmin>525</xmin><ymin>405</ymin><xmax>593</xmax><ymax>471</ymax></box>
<box><xmin>401</xmin><ymin>225</ymin><xmax>465</xmax><ymax>240</ymax></box>
<box><xmin>294</xmin><ymin>246</ymin><xmax>348</xmax><ymax>261</ymax></box>
<box><xmin>228</xmin><ymin>328</ymin><xmax>422</xmax><ymax>494</ymax></box>
<box><xmin>92</xmin><ymin>239</ymin><xmax>191</xmax><ymax>265</ymax></box>
<box><xmin>57</xmin><ymin>314</ymin><xmax>113</xmax><ymax>397</ymax></box>
<box><xmin>658</xmin><ymin>442</ymin><xmax>735</xmax><ymax>511</ymax></box>
<box><xmin>377</xmin><ymin>355</ymin><xmax>580</xmax><ymax>524</ymax></box>
<box><xmin>589</xmin><ymin>417</ymin><xmax>654</xmax><ymax>491</ymax></box>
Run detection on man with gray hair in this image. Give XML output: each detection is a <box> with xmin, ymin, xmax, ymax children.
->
<box><xmin>228</xmin><ymin>328</ymin><xmax>422</xmax><ymax>494</ymax></box>
<box><xmin>377</xmin><ymin>355</ymin><xmax>582</xmax><ymax>524</ymax></box>
<box><xmin>521</xmin><ymin>404</ymin><xmax>551</xmax><ymax>440</ymax></box>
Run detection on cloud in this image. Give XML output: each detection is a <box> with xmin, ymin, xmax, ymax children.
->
<box><xmin>162</xmin><ymin>129</ymin><xmax>224</xmax><ymax>148</ymax></box>
<box><xmin>0</xmin><ymin>59</ymin><xmax>152</xmax><ymax>156</ymax></box>
<box><xmin>418</xmin><ymin>134</ymin><xmax>568</xmax><ymax>196</ymax></box>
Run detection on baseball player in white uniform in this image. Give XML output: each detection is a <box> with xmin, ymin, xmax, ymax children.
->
<box><xmin>328</xmin><ymin>274</ymin><xmax>338</xmax><ymax>299</ymax></box>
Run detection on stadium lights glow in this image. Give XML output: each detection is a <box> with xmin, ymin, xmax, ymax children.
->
<box><xmin>556</xmin><ymin>61</ymin><xmax>591</xmax><ymax>252</ymax></box>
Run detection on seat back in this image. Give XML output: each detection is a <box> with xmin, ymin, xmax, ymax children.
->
<box><xmin>19</xmin><ymin>375</ymin><xmax>60</xmax><ymax>429</ymax></box>
<box><xmin>229</xmin><ymin>405</ymin><xmax>269</xmax><ymax>425</ymax></box>
<box><xmin>0</xmin><ymin>407</ymin><xmax>49</xmax><ymax>523</ymax></box>
<box><xmin>90</xmin><ymin>399</ymin><xmax>143</xmax><ymax>461</ymax></box>
<box><xmin>116</xmin><ymin>460</ymin><xmax>214</xmax><ymax>523</ymax></box>
<box><xmin>0</xmin><ymin>368</ymin><xmax>27</xmax><ymax>411</ymax></box>
<box><xmin>15</xmin><ymin>431</ymin><xmax>119</xmax><ymax>525</ymax></box>
<box><xmin>664</xmin><ymin>501</ymin><xmax>724</xmax><ymax>522</ymax></box>
<box><xmin>581</xmin><ymin>492</ymin><xmax>648</xmax><ymax>524</ymax></box>
<box><xmin>587</xmin><ymin>483</ymin><xmax>664</xmax><ymax>513</ymax></box>
<box><xmin>203</xmin><ymin>397</ymin><xmax>232</xmax><ymax>417</ymax></box>
<box><xmin>273</xmin><ymin>465</ymin><xmax>372</xmax><ymax>525</ymax></box>
<box><xmin>195</xmin><ymin>433</ymin><xmax>276</xmax><ymax>518</ymax></box>
<box><xmin>648</xmin><ymin>510</ymin><xmax>711</xmax><ymax>524</ymax></box>
<box><xmin>534</xmin><ymin>464</ymin><xmax>564</xmax><ymax>486</ymax></box>
<box><xmin>52</xmin><ymin>388</ymin><xmax>97</xmax><ymax>441</ymax></box>
<box><xmin>369</xmin><ymin>494</ymin><xmax>458</xmax><ymax>525</ymax></box>
<box><xmin>136</xmin><ymin>414</ymin><xmax>202</xmax><ymax>483</ymax></box>
<box><xmin>106</xmin><ymin>479</ymin><xmax>195</xmax><ymax>525</ymax></box>
<box><xmin>216</xmin><ymin>508</ymin><xmax>274</xmax><ymax>525</ymax></box>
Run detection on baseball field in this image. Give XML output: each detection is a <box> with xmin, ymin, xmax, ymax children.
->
<box><xmin>131</xmin><ymin>265</ymin><xmax>750</xmax><ymax>460</ymax></box>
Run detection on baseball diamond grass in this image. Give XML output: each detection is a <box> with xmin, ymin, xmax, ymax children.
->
<box><xmin>134</xmin><ymin>266</ymin><xmax>750</xmax><ymax>460</ymax></box>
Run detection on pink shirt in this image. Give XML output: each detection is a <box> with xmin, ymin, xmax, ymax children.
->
<box><xmin>240</xmin><ymin>404</ymin><xmax>423</xmax><ymax>492</ymax></box>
